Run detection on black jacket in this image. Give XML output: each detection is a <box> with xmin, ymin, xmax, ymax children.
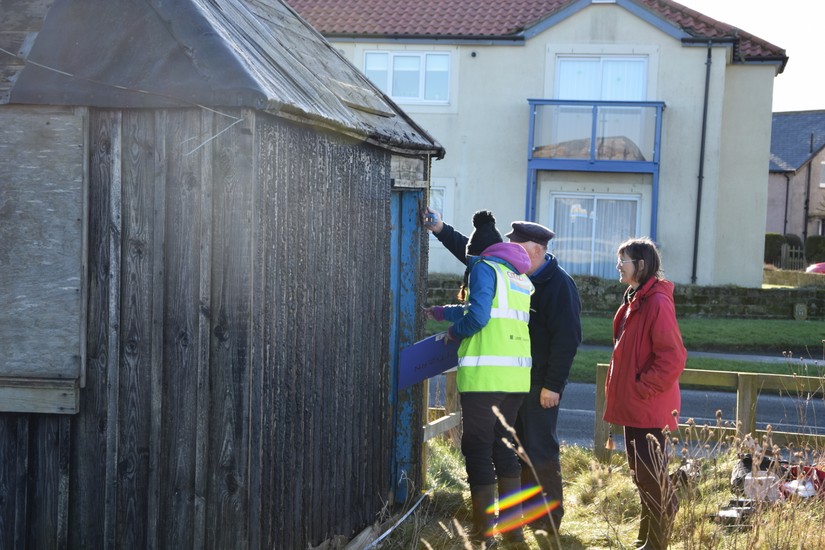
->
<box><xmin>435</xmin><ymin>223</ymin><xmax>582</xmax><ymax>392</ymax></box>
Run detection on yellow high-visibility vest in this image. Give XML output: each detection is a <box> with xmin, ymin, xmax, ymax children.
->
<box><xmin>457</xmin><ymin>260</ymin><xmax>533</xmax><ymax>393</ymax></box>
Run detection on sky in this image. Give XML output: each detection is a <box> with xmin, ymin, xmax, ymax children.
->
<box><xmin>676</xmin><ymin>0</ymin><xmax>822</xmax><ymax>113</ymax></box>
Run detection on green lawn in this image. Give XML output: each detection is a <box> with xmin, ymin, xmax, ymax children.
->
<box><xmin>426</xmin><ymin>316</ymin><xmax>825</xmax><ymax>384</ymax></box>
<box><xmin>581</xmin><ymin>316</ymin><xmax>825</xmax><ymax>356</ymax></box>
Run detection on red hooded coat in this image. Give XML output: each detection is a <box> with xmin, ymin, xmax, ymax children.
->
<box><xmin>603</xmin><ymin>277</ymin><xmax>686</xmax><ymax>431</ymax></box>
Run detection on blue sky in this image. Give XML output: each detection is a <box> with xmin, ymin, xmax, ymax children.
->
<box><xmin>677</xmin><ymin>0</ymin><xmax>821</xmax><ymax>112</ymax></box>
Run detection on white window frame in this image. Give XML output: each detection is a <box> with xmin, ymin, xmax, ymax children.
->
<box><xmin>428</xmin><ymin>178</ymin><xmax>455</xmax><ymax>240</ymax></box>
<box><xmin>545</xmin><ymin>43</ymin><xmax>659</xmax><ymax>102</ymax></box>
<box><xmin>554</xmin><ymin>55</ymin><xmax>648</xmax><ymax>101</ymax></box>
<box><xmin>364</xmin><ymin>50</ymin><xmax>451</xmax><ymax>105</ymax></box>
<box><xmin>819</xmin><ymin>162</ymin><xmax>825</xmax><ymax>188</ymax></box>
<box><xmin>549</xmin><ymin>192</ymin><xmax>641</xmax><ymax>277</ymax></box>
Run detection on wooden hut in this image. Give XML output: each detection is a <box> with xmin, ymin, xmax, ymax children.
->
<box><xmin>0</xmin><ymin>0</ymin><xmax>444</xmax><ymax>548</ymax></box>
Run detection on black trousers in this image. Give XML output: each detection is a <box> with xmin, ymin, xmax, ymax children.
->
<box><xmin>460</xmin><ymin>392</ymin><xmax>525</xmax><ymax>485</ymax></box>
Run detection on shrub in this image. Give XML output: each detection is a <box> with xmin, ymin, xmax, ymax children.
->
<box><xmin>784</xmin><ymin>233</ymin><xmax>804</xmax><ymax>248</ymax></box>
<box><xmin>764</xmin><ymin>233</ymin><xmax>786</xmax><ymax>264</ymax></box>
<box><xmin>805</xmin><ymin>235</ymin><xmax>825</xmax><ymax>264</ymax></box>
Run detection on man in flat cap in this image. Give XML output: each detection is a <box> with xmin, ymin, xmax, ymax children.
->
<box><xmin>424</xmin><ymin>208</ymin><xmax>582</xmax><ymax>535</ymax></box>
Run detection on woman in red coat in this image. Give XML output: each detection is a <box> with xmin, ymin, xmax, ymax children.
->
<box><xmin>604</xmin><ymin>237</ymin><xmax>686</xmax><ymax>550</ymax></box>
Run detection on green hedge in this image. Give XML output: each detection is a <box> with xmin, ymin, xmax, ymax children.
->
<box><xmin>805</xmin><ymin>235</ymin><xmax>825</xmax><ymax>264</ymax></box>
<box><xmin>764</xmin><ymin>233</ymin><xmax>786</xmax><ymax>263</ymax></box>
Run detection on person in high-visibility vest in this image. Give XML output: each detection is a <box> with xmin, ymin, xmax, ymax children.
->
<box><xmin>425</xmin><ymin>208</ymin><xmax>582</xmax><ymax>536</ymax></box>
<box><xmin>425</xmin><ymin>210</ymin><xmax>533</xmax><ymax>545</ymax></box>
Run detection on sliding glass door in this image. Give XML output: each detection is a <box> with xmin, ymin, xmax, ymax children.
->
<box><xmin>550</xmin><ymin>194</ymin><xmax>640</xmax><ymax>278</ymax></box>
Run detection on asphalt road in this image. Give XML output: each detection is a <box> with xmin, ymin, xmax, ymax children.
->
<box><xmin>429</xmin><ymin>377</ymin><xmax>825</xmax><ymax>450</ymax></box>
<box><xmin>557</xmin><ymin>382</ymin><xmax>825</xmax><ymax>450</ymax></box>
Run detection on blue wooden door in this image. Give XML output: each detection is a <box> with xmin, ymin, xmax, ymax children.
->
<box><xmin>389</xmin><ymin>189</ymin><xmax>424</xmax><ymax>504</ymax></box>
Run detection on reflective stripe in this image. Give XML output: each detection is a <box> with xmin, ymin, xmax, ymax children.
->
<box><xmin>458</xmin><ymin>355</ymin><xmax>533</xmax><ymax>368</ymax></box>
<box><xmin>494</xmin><ymin>262</ymin><xmax>509</xmax><ymax>310</ymax></box>
<box><xmin>489</xmin><ymin>307</ymin><xmax>530</xmax><ymax>322</ymax></box>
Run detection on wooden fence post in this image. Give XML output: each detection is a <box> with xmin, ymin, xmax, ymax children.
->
<box><xmin>444</xmin><ymin>370</ymin><xmax>461</xmax><ymax>447</ymax></box>
<box><xmin>736</xmin><ymin>373</ymin><xmax>758</xmax><ymax>438</ymax></box>
<box><xmin>594</xmin><ymin>363</ymin><xmax>611</xmax><ymax>463</ymax></box>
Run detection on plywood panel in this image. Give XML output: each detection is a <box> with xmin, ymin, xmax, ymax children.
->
<box><xmin>0</xmin><ymin>107</ymin><xmax>85</xmax><ymax>385</ymax></box>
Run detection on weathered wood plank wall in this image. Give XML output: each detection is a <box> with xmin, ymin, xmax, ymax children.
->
<box><xmin>255</xmin><ymin>112</ymin><xmax>398</xmax><ymax>548</ymax></box>
<box><xmin>0</xmin><ymin>106</ymin><xmax>421</xmax><ymax>549</ymax></box>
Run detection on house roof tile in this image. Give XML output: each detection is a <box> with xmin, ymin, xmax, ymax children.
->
<box><xmin>289</xmin><ymin>0</ymin><xmax>785</xmax><ymax>67</ymax></box>
<box><xmin>770</xmin><ymin>111</ymin><xmax>825</xmax><ymax>172</ymax></box>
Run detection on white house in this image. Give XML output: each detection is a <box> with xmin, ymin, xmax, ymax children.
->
<box><xmin>292</xmin><ymin>0</ymin><xmax>787</xmax><ymax>287</ymax></box>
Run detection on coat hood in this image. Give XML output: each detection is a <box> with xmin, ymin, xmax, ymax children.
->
<box><xmin>478</xmin><ymin>242</ymin><xmax>532</xmax><ymax>274</ymax></box>
<box><xmin>630</xmin><ymin>277</ymin><xmax>675</xmax><ymax>306</ymax></box>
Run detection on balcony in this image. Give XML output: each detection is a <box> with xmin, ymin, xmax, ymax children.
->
<box><xmin>527</xmin><ymin>99</ymin><xmax>664</xmax><ymax>173</ymax></box>
<box><xmin>524</xmin><ymin>98</ymin><xmax>665</xmax><ymax>222</ymax></box>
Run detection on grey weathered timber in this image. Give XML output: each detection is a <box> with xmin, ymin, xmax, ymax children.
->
<box><xmin>0</xmin><ymin>378</ymin><xmax>78</xmax><ymax>414</ymax></box>
<box><xmin>0</xmin><ymin>106</ymin><xmax>86</xmax><ymax>412</ymax></box>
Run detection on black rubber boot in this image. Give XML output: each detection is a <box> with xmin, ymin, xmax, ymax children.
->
<box><xmin>497</xmin><ymin>476</ymin><xmax>525</xmax><ymax>542</ymax></box>
<box><xmin>522</xmin><ymin>460</ymin><xmax>564</xmax><ymax>533</ymax></box>
<box><xmin>469</xmin><ymin>484</ymin><xmax>497</xmax><ymax>546</ymax></box>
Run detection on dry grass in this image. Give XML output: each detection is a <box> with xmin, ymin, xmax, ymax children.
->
<box><xmin>392</xmin><ymin>330</ymin><xmax>825</xmax><ymax>549</ymax></box>
<box><xmin>375</xmin><ymin>421</ymin><xmax>825</xmax><ymax>550</ymax></box>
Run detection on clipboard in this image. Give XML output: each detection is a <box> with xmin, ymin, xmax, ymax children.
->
<box><xmin>398</xmin><ymin>332</ymin><xmax>459</xmax><ymax>390</ymax></box>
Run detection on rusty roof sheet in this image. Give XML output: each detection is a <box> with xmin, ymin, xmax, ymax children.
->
<box><xmin>1</xmin><ymin>0</ymin><xmax>443</xmax><ymax>157</ymax></box>
<box><xmin>288</xmin><ymin>0</ymin><xmax>786</xmax><ymax>69</ymax></box>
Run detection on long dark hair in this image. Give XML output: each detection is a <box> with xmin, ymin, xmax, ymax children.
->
<box><xmin>617</xmin><ymin>237</ymin><xmax>662</xmax><ymax>287</ymax></box>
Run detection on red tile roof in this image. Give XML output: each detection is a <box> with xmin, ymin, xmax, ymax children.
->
<box><xmin>288</xmin><ymin>0</ymin><xmax>786</xmax><ymax>67</ymax></box>
<box><xmin>289</xmin><ymin>0</ymin><xmax>571</xmax><ymax>37</ymax></box>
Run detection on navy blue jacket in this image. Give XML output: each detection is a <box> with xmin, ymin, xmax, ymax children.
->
<box><xmin>435</xmin><ymin>223</ymin><xmax>582</xmax><ymax>392</ymax></box>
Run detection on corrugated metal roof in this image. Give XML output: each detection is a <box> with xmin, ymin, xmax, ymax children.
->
<box><xmin>770</xmin><ymin>111</ymin><xmax>825</xmax><ymax>173</ymax></box>
<box><xmin>288</xmin><ymin>0</ymin><xmax>786</xmax><ymax>69</ymax></box>
<box><xmin>0</xmin><ymin>0</ymin><xmax>443</xmax><ymax>157</ymax></box>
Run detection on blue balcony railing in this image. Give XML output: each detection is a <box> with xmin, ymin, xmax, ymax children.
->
<box><xmin>524</xmin><ymin>99</ymin><xmax>666</xmax><ymax>233</ymax></box>
<box><xmin>527</xmin><ymin>99</ymin><xmax>664</xmax><ymax>173</ymax></box>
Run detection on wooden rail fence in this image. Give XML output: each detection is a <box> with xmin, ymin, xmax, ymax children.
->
<box><xmin>422</xmin><ymin>366</ymin><xmax>825</xmax><ymax>465</ymax></box>
<box><xmin>423</xmin><ymin>371</ymin><xmax>461</xmax><ymax>443</ymax></box>
<box><xmin>595</xmin><ymin>363</ymin><xmax>825</xmax><ymax>462</ymax></box>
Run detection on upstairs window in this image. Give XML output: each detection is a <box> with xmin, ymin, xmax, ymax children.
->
<box><xmin>364</xmin><ymin>51</ymin><xmax>450</xmax><ymax>103</ymax></box>
<box><xmin>551</xmin><ymin>56</ymin><xmax>650</xmax><ymax>159</ymax></box>
<box><xmin>556</xmin><ymin>56</ymin><xmax>647</xmax><ymax>101</ymax></box>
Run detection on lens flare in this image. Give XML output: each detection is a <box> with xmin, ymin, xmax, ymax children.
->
<box><xmin>485</xmin><ymin>484</ymin><xmax>541</xmax><ymax>514</ymax></box>
<box><xmin>482</xmin><ymin>484</ymin><xmax>561</xmax><ymax>537</ymax></box>
<box><xmin>521</xmin><ymin>499</ymin><xmax>561</xmax><ymax>524</ymax></box>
